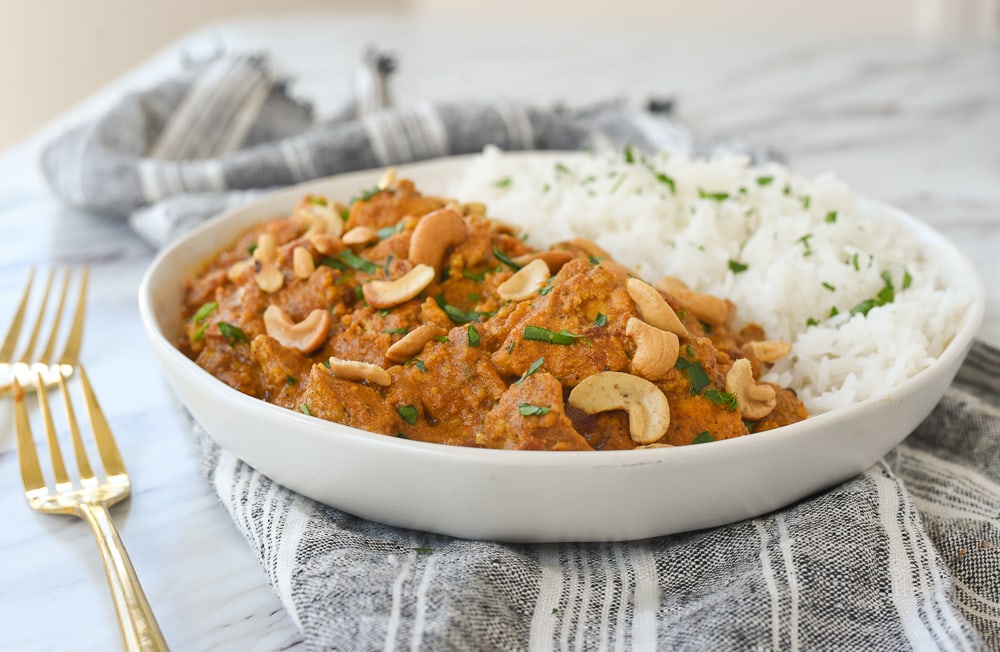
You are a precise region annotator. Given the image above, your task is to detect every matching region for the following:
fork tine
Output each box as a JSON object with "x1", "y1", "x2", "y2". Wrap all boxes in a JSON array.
[
  {"x1": 17, "y1": 269, "x2": 56, "y2": 364},
  {"x1": 36, "y1": 370, "x2": 71, "y2": 489},
  {"x1": 38, "y1": 269, "x2": 73, "y2": 365},
  {"x1": 57, "y1": 369, "x2": 96, "y2": 483},
  {"x1": 11, "y1": 378, "x2": 47, "y2": 495},
  {"x1": 0, "y1": 267, "x2": 35, "y2": 362},
  {"x1": 58, "y1": 267, "x2": 89, "y2": 367},
  {"x1": 78, "y1": 365, "x2": 127, "y2": 477}
]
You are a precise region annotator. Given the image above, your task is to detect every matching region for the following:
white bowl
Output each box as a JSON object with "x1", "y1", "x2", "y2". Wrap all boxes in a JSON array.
[{"x1": 138, "y1": 153, "x2": 984, "y2": 542}]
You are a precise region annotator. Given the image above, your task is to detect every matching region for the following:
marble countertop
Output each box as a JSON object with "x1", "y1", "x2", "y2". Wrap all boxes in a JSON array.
[{"x1": 1, "y1": 11, "x2": 997, "y2": 650}]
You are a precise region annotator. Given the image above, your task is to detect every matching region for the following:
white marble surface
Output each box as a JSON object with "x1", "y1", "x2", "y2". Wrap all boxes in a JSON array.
[{"x1": 0, "y1": 11, "x2": 997, "y2": 650}]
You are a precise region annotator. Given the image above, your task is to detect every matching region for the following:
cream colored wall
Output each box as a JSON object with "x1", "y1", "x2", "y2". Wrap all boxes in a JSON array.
[
  {"x1": 1, "y1": 0, "x2": 996, "y2": 149},
  {"x1": 0, "y1": 0, "x2": 404, "y2": 149}
]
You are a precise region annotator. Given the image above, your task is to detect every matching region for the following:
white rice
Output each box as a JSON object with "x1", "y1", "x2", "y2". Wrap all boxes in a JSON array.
[{"x1": 448, "y1": 146, "x2": 972, "y2": 414}]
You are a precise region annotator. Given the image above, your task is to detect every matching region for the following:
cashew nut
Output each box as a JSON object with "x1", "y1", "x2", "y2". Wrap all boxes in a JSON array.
[
  {"x1": 568, "y1": 371, "x2": 670, "y2": 445},
  {"x1": 626, "y1": 278, "x2": 688, "y2": 337},
  {"x1": 408, "y1": 208, "x2": 468, "y2": 270},
  {"x1": 497, "y1": 258, "x2": 550, "y2": 301},
  {"x1": 742, "y1": 340, "x2": 792, "y2": 364},
  {"x1": 377, "y1": 167, "x2": 397, "y2": 190},
  {"x1": 342, "y1": 226, "x2": 379, "y2": 246},
  {"x1": 263, "y1": 305, "x2": 330, "y2": 353},
  {"x1": 253, "y1": 233, "x2": 278, "y2": 262},
  {"x1": 363, "y1": 264, "x2": 435, "y2": 309},
  {"x1": 293, "y1": 198, "x2": 343, "y2": 238},
  {"x1": 327, "y1": 356, "x2": 391, "y2": 387},
  {"x1": 228, "y1": 258, "x2": 254, "y2": 282},
  {"x1": 656, "y1": 276, "x2": 730, "y2": 325},
  {"x1": 385, "y1": 323, "x2": 448, "y2": 363},
  {"x1": 513, "y1": 250, "x2": 574, "y2": 272},
  {"x1": 462, "y1": 201, "x2": 487, "y2": 216},
  {"x1": 292, "y1": 246, "x2": 315, "y2": 279},
  {"x1": 310, "y1": 233, "x2": 345, "y2": 256},
  {"x1": 725, "y1": 358, "x2": 777, "y2": 420},
  {"x1": 252, "y1": 233, "x2": 284, "y2": 293},
  {"x1": 626, "y1": 317, "x2": 679, "y2": 380}
]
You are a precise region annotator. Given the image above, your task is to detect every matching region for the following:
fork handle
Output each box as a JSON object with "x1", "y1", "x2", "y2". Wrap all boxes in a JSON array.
[{"x1": 77, "y1": 502, "x2": 169, "y2": 651}]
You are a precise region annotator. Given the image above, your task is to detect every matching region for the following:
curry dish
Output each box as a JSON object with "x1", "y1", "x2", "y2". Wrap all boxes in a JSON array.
[{"x1": 179, "y1": 171, "x2": 808, "y2": 450}]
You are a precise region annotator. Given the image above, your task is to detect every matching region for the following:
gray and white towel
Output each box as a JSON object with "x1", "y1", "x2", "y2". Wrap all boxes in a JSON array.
[{"x1": 42, "y1": 52, "x2": 1000, "y2": 651}]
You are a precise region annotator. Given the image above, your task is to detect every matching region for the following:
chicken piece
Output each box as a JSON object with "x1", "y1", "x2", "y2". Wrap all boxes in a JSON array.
[
  {"x1": 385, "y1": 332, "x2": 508, "y2": 448},
  {"x1": 345, "y1": 179, "x2": 446, "y2": 231},
  {"x1": 491, "y1": 258, "x2": 635, "y2": 386},
  {"x1": 564, "y1": 405, "x2": 636, "y2": 450},
  {"x1": 250, "y1": 334, "x2": 312, "y2": 408},
  {"x1": 296, "y1": 363, "x2": 398, "y2": 434},
  {"x1": 194, "y1": 336, "x2": 263, "y2": 399},
  {"x1": 325, "y1": 302, "x2": 424, "y2": 366},
  {"x1": 480, "y1": 372, "x2": 591, "y2": 450},
  {"x1": 750, "y1": 385, "x2": 809, "y2": 432}
]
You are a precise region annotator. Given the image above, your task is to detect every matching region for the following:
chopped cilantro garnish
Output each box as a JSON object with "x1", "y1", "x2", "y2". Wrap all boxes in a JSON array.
[
  {"x1": 554, "y1": 162, "x2": 570, "y2": 174},
  {"x1": 539, "y1": 282, "x2": 554, "y2": 296},
  {"x1": 801, "y1": 195, "x2": 812, "y2": 209},
  {"x1": 492, "y1": 245, "x2": 522, "y2": 271},
  {"x1": 397, "y1": 405, "x2": 418, "y2": 425},
  {"x1": 379, "y1": 309, "x2": 391, "y2": 317},
  {"x1": 902, "y1": 269, "x2": 912, "y2": 289},
  {"x1": 704, "y1": 389, "x2": 738, "y2": 412},
  {"x1": 354, "y1": 285, "x2": 364, "y2": 302},
  {"x1": 467, "y1": 325, "x2": 481, "y2": 347},
  {"x1": 798, "y1": 233, "x2": 814, "y2": 256},
  {"x1": 728, "y1": 260, "x2": 749, "y2": 274},
  {"x1": 335, "y1": 250, "x2": 379, "y2": 274},
  {"x1": 382, "y1": 327, "x2": 408, "y2": 335},
  {"x1": 524, "y1": 325, "x2": 586, "y2": 345},
  {"x1": 593, "y1": 312, "x2": 607, "y2": 327},
  {"x1": 806, "y1": 317, "x2": 820, "y2": 326},
  {"x1": 495, "y1": 176, "x2": 512, "y2": 188},
  {"x1": 406, "y1": 358, "x2": 426, "y2": 372},
  {"x1": 822, "y1": 282, "x2": 836, "y2": 292},
  {"x1": 692, "y1": 431, "x2": 715, "y2": 444},
  {"x1": 514, "y1": 356, "x2": 545, "y2": 386},
  {"x1": 825, "y1": 211, "x2": 838, "y2": 223},
  {"x1": 756, "y1": 176, "x2": 774, "y2": 186},
  {"x1": 587, "y1": 255, "x2": 603, "y2": 265},
  {"x1": 698, "y1": 189, "x2": 730, "y2": 201},
  {"x1": 624, "y1": 145, "x2": 635, "y2": 163},
  {"x1": 675, "y1": 357, "x2": 711, "y2": 394},
  {"x1": 651, "y1": 170, "x2": 676, "y2": 193},
  {"x1": 850, "y1": 253, "x2": 860, "y2": 271},
  {"x1": 700, "y1": 321, "x2": 712, "y2": 335},
  {"x1": 285, "y1": 375, "x2": 297, "y2": 386},
  {"x1": 217, "y1": 322, "x2": 248, "y2": 347},
  {"x1": 247, "y1": 243, "x2": 258, "y2": 256},
  {"x1": 377, "y1": 223, "x2": 404, "y2": 240},
  {"x1": 300, "y1": 403, "x2": 313, "y2": 416},
  {"x1": 432, "y1": 335, "x2": 450, "y2": 343},
  {"x1": 467, "y1": 292, "x2": 482, "y2": 301},
  {"x1": 518, "y1": 403, "x2": 552, "y2": 417},
  {"x1": 462, "y1": 270, "x2": 486, "y2": 282},
  {"x1": 442, "y1": 302, "x2": 478, "y2": 324},
  {"x1": 193, "y1": 322, "x2": 209, "y2": 341},
  {"x1": 349, "y1": 186, "x2": 382, "y2": 205},
  {"x1": 193, "y1": 301, "x2": 218, "y2": 324}
]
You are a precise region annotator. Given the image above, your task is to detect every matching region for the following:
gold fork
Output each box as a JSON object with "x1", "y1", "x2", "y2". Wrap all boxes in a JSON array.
[
  {"x1": 13, "y1": 366, "x2": 169, "y2": 651},
  {"x1": 0, "y1": 267, "x2": 88, "y2": 396}
]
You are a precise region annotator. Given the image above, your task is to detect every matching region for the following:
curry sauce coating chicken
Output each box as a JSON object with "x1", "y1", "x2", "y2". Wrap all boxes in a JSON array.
[{"x1": 178, "y1": 176, "x2": 809, "y2": 451}]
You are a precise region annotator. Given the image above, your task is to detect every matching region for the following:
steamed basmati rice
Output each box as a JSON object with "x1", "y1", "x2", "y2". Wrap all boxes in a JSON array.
[{"x1": 449, "y1": 147, "x2": 972, "y2": 413}]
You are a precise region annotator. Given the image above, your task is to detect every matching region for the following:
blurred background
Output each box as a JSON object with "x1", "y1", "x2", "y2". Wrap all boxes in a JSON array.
[{"x1": 1, "y1": 0, "x2": 997, "y2": 149}]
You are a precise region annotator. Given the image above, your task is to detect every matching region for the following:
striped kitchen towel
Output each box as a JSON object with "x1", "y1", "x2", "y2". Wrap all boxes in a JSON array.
[
  {"x1": 42, "y1": 51, "x2": 999, "y2": 650},
  {"x1": 41, "y1": 51, "x2": 727, "y2": 248},
  {"x1": 197, "y1": 340, "x2": 999, "y2": 650}
]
